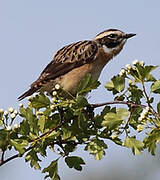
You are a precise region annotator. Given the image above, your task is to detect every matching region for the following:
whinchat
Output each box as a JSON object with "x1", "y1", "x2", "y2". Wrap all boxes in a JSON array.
[{"x1": 18, "y1": 29, "x2": 136, "y2": 100}]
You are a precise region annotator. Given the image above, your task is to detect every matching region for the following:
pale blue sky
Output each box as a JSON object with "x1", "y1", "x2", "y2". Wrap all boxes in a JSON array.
[{"x1": 0, "y1": 0, "x2": 160, "y2": 180}]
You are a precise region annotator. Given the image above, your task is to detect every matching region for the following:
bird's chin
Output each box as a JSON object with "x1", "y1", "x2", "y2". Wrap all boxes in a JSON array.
[{"x1": 122, "y1": 39, "x2": 127, "y2": 44}]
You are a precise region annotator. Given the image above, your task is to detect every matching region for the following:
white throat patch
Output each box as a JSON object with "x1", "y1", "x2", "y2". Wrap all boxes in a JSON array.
[
  {"x1": 102, "y1": 39, "x2": 126, "y2": 54},
  {"x1": 102, "y1": 45, "x2": 113, "y2": 54}
]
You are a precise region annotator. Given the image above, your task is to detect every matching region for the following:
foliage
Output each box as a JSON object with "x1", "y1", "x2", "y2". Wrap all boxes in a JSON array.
[{"x1": 0, "y1": 61, "x2": 160, "y2": 179}]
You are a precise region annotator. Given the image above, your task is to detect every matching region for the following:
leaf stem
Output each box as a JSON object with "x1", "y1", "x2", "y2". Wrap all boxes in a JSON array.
[{"x1": 1, "y1": 99, "x2": 160, "y2": 167}]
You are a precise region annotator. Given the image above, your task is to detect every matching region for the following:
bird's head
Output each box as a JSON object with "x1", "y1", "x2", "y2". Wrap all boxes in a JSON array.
[{"x1": 94, "y1": 29, "x2": 136, "y2": 56}]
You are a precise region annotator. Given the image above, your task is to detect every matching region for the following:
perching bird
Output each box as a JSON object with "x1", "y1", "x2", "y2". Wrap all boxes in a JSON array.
[{"x1": 18, "y1": 29, "x2": 136, "y2": 100}]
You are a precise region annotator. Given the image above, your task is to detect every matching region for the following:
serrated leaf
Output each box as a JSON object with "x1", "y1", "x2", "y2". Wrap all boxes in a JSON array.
[
  {"x1": 65, "y1": 156, "x2": 85, "y2": 171},
  {"x1": 30, "y1": 93, "x2": 50, "y2": 110},
  {"x1": 20, "y1": 120, "x2": 30, "y2": 135},
  {"x1": 10, "y1": 139, "x2": 28, "y2": 154},
  {"x1": 105, "y1": 81, "x2": 114, "y2": 90},
  {"x1": 21, "y1": 107, "x2": 38, "y2": 134},
  {"x1": 143, "y1": 129, "x2": 160, "y2": 155},
  {"x1": 124, "y1": 136, "x2": 144, "y2": 155},
  {"x1": 135, "y1": 65, "x2": 157, "y2": 82},
  {"x1": 94, "y1": 106, "x2": 111, "y2": 126},
  {"x1": 144, "y1": 65, "x2": 158, "y2": 80},
  {"x1": 25, "y1": 149, "x2": 41, "y2": 170},
  {"x1": 102, "y1": 112, "x2": 122, "y2": 130},
  {"x1": 76, "y1": 96, "x2": 88, "y2": 108},
  {"x1": 42, "y1": 159, "x2": 60, "y2": 180},
  {"x1": 151, "y1": 80, "x2": 160, "y2": 94},
  {"x1": 128, "y1": 85, "x2": 143, "y2": 103},
  {"x1": 129, "y1": 107, "x2": 143, "y2": 130},
  {"x1": 77, "y1": 74, "x2": 100, "y2": 95},
  {"x1": 145, "y1": 74, "x2": 156, "y2": 82},
  {"x1": 38, "y1": 115, "x2": 46, "y2": 133},
  {"x1": 62, "y1": 128, "x2": 72, "y2": 140},
  {"x1": 101, "y1": 108, "x2": 129, "y2": 130},
  {"x1": 112, "y1": 75, "x2": 125, "y2": 92},
  {"x1": 116, "y1": 108, "x2": 129, "y2": 118},
  {"x1": 85, "y1": 139, "x2": 107, "y2": 160}
]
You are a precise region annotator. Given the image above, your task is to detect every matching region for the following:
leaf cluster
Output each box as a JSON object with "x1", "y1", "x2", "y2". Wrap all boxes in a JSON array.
[{"x1": 0, "y1": 63, "x2": 160, "y2": 179}]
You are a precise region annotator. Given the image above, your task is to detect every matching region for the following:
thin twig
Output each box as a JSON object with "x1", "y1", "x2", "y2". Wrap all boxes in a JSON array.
[
  {"x1": 141, "y1": 82, "x2": 160, "y2": 120},
  {"x1": 0, "y1": 146, "x2": 33, "y2": 166},
  {"x1": 1, "y1": 100, "x2": 160, "y2": 166},
  {"x1": 142, "y1": 82, "x2": 150, "y2": 106},
  {"x1": 0, "y1": 120, "x2": 68, "y2": 166},
  {"x1": 91, "y1": 100, "x2": 160, "y2": 120},
  {"x1": 91, "y1": 100, "x2": 146, "y2": 108},
  {"x1": 0, "y1": 150, "x2": 5, "y2": 164}
]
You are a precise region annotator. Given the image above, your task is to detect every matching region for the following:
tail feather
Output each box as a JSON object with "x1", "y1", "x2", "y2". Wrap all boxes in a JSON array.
[{"x1": 18, "y1": 87, "x2": 38, "y2": 101}]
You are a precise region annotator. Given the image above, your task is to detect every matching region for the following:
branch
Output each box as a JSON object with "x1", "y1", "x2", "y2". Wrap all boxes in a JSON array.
[
  {"x1": 91, "y1": 100, "x2": 160, "y2": 120},
  {"x1": 91, "y1": 100, "x2": 145, "y2": 108},
  {"x1": 0, "y1": 113, "x2": 70, "y2": 167},
  {"x1": 1, "y1": 100, "x2": 160, "y2": 167},
  {"x1": 0, "y1": 146, "x2": 33, "y2": 166}
]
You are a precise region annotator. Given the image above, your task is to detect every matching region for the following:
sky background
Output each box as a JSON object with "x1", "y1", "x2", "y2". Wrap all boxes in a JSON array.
[{"x1": 0, "y1": 0, "x2": 160, "y2": 180}]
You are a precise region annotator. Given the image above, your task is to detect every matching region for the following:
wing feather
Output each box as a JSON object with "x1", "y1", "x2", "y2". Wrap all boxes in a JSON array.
[
  {"x1": 18, "y1": 40, "x2": 98, "y2": 100},
  {"x1": 32, "y1": 40, "x2": 98, "y2": 86}
]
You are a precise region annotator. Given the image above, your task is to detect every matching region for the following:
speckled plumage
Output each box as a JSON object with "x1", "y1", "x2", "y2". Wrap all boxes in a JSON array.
[{"x1": 18, "y1": 29, "x2": 136, "y2": 100}]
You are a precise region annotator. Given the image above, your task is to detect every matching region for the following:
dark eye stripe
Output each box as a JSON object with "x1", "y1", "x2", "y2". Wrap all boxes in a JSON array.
[
  {"x1": 108, "y1": 34, "x2": 117, "y2": 38},
  {"x1": 106, "y1": 41, "x2": 121, "y2": 48}
]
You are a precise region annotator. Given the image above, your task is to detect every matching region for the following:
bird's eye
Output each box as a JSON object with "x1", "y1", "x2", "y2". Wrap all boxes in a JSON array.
[{"x1": 108, "y1": 34, "x2": 116, "y2": 38}]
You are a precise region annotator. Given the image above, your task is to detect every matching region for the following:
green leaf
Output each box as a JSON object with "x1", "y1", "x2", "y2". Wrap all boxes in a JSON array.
[
  {"x1": 134, "y1": 65, "x2": 157, "y2": 82},
  {"x1": 42, "y1": 159, "x2": 60, "y2": 180},
  {"x1": 65, "y1": 156, "x2": 85, "y2": 171},
  {"x1": 128, "y1": 85, "x2": 143, "y2": 103},
  {"x1": 124, "y1": 136, "x2": 144, "y2": 155},
  {"x1": 129, "y1": 107, "x2": 142, "y2": 129},
  {"x1": 102, "y1": 108, "x2": 129, "y2": 130},
  {"x1": 38, "y1": 115, "x2": 46, "y2": 133},
  {"x1": 94, "y1": 106, "x2": 111, "y2": 127},
  {"x1": 116, "y1": 108, "x2": 129, "y2": 118},
  {"x1": 102, "y1": 112, "x2": 122, "y2": 130},
  {"x1": 143, "y1": 129, "x2": 160, "y2": 155},
  {"x1": 112, "y1": 75, "x2": 125, "y2": 92},
  {"x1": 78, "y1": 111, "x2": 87, "y2": 129},
  {"x1": 62, "y1": 128, "x2": 72, "y2": 140},
  {"x1": 85, "y1": 139, "x2": 107, "y2": 160},
  {"x1": 77, "y1": 74, "x2": 100, "y2": 95},
  {"x1": 144, "y1": 65, "x2": 158, "y2": 81},
  {"x1": 19, "y1": 106, "x2": 27, "y2": 118},
  {"x1": 10, "y1": 139, "x2": 28, "y2": 154},
  {"x1": 21, "y1": 107, "x2": 38, "y2": 134},
  {"x1": 20, "y1": 120, "x2": 30, "y2": 135},
  {"x1": 30, "y1": 93, "x2": 50, "y2": 110},
  {"x1": 76, "y1": 96, "x2": 88, "y2": 108},
  {"x1": 25, "y1": 149, "x2": 41, "y2": 170},
  {"x1": 105, "y1": 81, "x2": 114, "y2": 90},
  {"x1": 145, "y1": 74, "x2": 156, "y2": 82},
  {"x1": 157, "y1": 102, "x2": 160, "y2": 115},
  {"x1": 0, "y1": 129, "x2": 8, "y2": 150},
  {"x1": 151, "y1": 80, "x2": 160, "y2": 94}
]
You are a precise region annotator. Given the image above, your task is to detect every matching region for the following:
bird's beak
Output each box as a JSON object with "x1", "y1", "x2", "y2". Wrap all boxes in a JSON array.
[{"x1": 124, "y1": 33, "x2": 136, "y2": 39}]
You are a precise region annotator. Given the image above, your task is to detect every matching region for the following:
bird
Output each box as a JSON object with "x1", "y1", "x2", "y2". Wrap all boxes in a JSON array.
[{"x1": 18, "y1": 29, "x2": 136, "y2": 100}]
